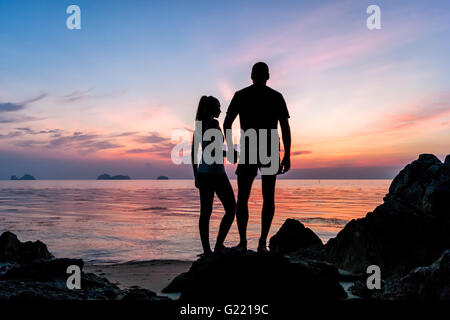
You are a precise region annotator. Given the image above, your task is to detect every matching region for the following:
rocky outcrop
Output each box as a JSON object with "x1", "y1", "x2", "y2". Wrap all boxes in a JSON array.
[
  {"x1": 386, "y1": 250, "x2": 450, "y2": 300},
  {"x1": 163, "y1": 249, "x2": 346, "y2": 302},
  {"x1": 0, "y1": 259, "x2": 163, "y2": 300},
  {"x1": 0, "y1": 231, "x2": 53, "y2": 264},
  {"x1": 269, "y1": 219, "x2": 322, "y2": 254},
  {"x1": 157, "y1": 176, "x2": 169, "y2": 180},
  {"x1": 349, "y1": 280, "x2": 379, "y2": 299},
  {"x1": 325, "y1": 154, "x2": 450, "y2": 276},
  {"x1": 0, "y1": 232, "x2": 165, "y2": 301}
]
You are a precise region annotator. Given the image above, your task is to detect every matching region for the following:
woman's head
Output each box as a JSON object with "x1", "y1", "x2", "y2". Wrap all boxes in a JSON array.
[{"x1": 195, "y1": 96, "x2": 221, "y2": 121}]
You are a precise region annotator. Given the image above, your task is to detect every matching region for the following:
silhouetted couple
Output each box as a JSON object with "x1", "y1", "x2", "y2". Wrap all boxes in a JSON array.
[{"x1": 191, "y1": 62, "x2": 291, "y2": 257}]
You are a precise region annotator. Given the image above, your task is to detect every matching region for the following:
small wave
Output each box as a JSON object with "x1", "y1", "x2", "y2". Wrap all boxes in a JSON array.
[
  {"x1": 74, "y1": 198, "x2": 91, "y2": 201},
  {"x1": 11, "y1": 191, "x2": 35, "y2": 195},
  {"x1": 139, "y1": 206, "x2": 167, "y2": 211},
  {"x1": 300, "y1": 217, "x2": 348, "y2": 226}
]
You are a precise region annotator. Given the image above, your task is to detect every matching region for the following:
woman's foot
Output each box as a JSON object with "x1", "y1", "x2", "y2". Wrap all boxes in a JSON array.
[{"x1": 197, "y1": 249, "x2": 213, "y2": 258}]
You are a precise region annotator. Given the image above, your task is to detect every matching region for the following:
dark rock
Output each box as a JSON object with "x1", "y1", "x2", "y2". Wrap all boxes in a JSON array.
[
  {"x1": 0, "y1": 258, "x2": 125, "y2": 300},
  {"x1": 287, "y1": 243, "x2": 329, "y2": 262},
  {"x1": 443, "y1": 155, "x2": 450, "y2": 182},
  {"x1": 97, "y1": 174, "x2": 131, "y2": 180},
  {"x1": 122, "y1": 288, "x2": 157, "y2": 301},
  {"x1": 20, "y1": 174, "x2": 36, "y2": 180},
  {"x1": 337, "y1": 270, "x2": 366, "y2": 282},
  {"x1": 111, "y1": 175, "x2": 130, "y2": 180},
  {"x1": 0, "y1": 231, "x2": 53, "y2": 264},
  {"x1": 287, "y1": 255, "x2": 342, "y2": 286},
  {"x1": 0, "y1": 232, "x2": 166, "y2": 301},
  {"x1": 157, "y1": 176, "x2": 169, "y2": 180},
  {"x1": 164, "y1": 249, "x2": 346, "y2": 302},
  {"x1": 162, "y1": 272, "x2": 190, "y2": 293},
  {"x1": 0, "y1": 258, "x2": 83, "y2": 282},
  {"x1": 387, "y1": 250, "x2": 450, "y2": 300},
  {"x1": 0, "y1": 275, "x2": 123, "y2": 300},
  {"x1": 349, "y1": 280, "x2": 377, "y2": 299},
  {"x1": 269, "y1": 219, "x2": 322, "y2": 254},
  {"x1": 0, "y1": 263, "x2": 17, "y2": 277},
  {"x1": 97, "y1": 173, "x2": 111, "y2": 180},
  {"x1": 325, "y1": 154, "x2": 450, "y2": 276}
]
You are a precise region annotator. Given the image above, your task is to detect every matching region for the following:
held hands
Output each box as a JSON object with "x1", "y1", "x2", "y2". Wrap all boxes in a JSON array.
[{"x1": 224, "y1": 149, "x2": 239, "y2": 164}]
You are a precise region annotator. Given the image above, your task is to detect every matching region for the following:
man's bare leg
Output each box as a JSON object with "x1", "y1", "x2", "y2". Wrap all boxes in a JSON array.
[
  {"x1": 235, "y1": 173, "x2": 255, "y2": 251},
  {"x1": 258, "y1": 174, "x2": 276, "y2": 252}
]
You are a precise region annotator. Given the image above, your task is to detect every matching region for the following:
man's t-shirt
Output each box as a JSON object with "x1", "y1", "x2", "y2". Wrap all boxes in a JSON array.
[
  {"x1": 227, "y1": 84, "x2": 290, "y2": 131},
  {"x1": 226, "y1": 84, "x2": 290, "y2": 166}
]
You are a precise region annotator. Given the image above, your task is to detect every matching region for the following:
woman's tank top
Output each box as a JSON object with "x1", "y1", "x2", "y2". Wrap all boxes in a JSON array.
[{"x1": 197, "y1": 119, "x2": 226, "y2": 175}]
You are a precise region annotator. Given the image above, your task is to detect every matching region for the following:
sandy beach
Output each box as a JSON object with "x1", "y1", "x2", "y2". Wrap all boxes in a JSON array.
[{"x1": 85, "y1": 260, "x2": 192, "y2": 296}]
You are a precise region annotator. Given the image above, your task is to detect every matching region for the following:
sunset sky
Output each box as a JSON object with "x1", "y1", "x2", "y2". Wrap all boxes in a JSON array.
[{"x1": 0, "y1": 0, "x2": 449, "y2": 179}]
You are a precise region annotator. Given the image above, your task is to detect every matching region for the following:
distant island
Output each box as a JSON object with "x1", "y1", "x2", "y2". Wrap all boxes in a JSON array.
[
  {"x1": 157, "y1": 176, "x2": 169, "y2": 180},
  {"x1": 97, "y1": 174, "x2": 131, "y2": 180},
  {"x1": 10, "y1": 174, "x2": 36, "y2": 180}
]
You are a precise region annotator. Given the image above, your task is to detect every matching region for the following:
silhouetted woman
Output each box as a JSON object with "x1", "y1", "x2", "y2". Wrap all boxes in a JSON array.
[{"x1": 191, "y1": 96, "x2": 236, "y2": 257}]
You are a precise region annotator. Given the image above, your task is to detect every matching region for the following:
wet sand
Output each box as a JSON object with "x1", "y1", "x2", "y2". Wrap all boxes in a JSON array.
[{"x1": 85, "y1": 260, "x2": 192, "y2": 296}]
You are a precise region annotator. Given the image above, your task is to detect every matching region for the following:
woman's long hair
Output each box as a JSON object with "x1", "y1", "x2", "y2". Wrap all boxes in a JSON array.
[{"x1": 195, "y1": 96, "x2": 219, "y2": 121}]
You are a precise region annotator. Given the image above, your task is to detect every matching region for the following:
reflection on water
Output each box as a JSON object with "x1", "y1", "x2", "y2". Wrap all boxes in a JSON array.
[{"x1": 0, "y1": 179, "x2": 390, "y2": 263}]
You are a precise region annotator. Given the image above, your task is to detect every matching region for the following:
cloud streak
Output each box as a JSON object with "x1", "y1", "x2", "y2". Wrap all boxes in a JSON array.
[
  {"x1": 63, "y1": 88, "x2": 94, "y2": 103},
  {"x1": 3, "y1": 126, "x2": 176, "y2": 158},
  {"x1": 356, "y1": 91, "x2": 450, "y2": 137},
  {"x1": 0, "y1": 102, "x2": 25, "y2": 113},
  {"x1": 135, "y1": 132, "x2": 171, "y2": 144},
  {"x1": 0, "y1": 94, "x2": 47, "y2": 123}
]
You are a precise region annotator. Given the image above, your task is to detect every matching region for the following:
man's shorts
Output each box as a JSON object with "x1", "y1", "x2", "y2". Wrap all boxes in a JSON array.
[{"x1": 236, "y1": 162, "x2": 280, "y2": 178}]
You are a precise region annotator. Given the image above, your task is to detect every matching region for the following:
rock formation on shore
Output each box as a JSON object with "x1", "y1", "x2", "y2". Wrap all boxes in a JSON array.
[
  {"x1": 265, "y1": 154, "x2": 449, "y2": 300},
  {"x1": 325, "y1": 154, "x2": 450, "y2": 276},
  {"x1": 388, "y1": 250, "x2": 450, "y2": 300},
  {"x1": 157, "y1": 176, "x2": 169, "y2": 180},
  {"x1": 163, "y1": 248, "x2": 346, "y2": 302},
  {"x1": 0, "y1": 232, "x2": 53, "y2": 264},
  {"x1": 269, "y1": 218, "x2": 322, "y2": 254},
  {"x1": 0, "y1": 232, "x2": 165, "y2": 300}
]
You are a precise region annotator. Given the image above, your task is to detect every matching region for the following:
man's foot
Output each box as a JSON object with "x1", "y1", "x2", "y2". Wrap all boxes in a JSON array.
[
  {"x1": 232, "y1": 241, "x2": 247, "y2": 253},
  {"x1": 257, "y1": 238, "x2": 268, "y2": 253},
  {"x1": 214, "y1": 243, "x2": 227, "y2": 253},
  {"x1": 257, "y1": 246, "x2": 268, "y2": 253}
]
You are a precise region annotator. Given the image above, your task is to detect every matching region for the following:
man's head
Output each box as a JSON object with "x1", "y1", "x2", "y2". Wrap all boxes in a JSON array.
[{"x1": 251, "y1": 62, "x2": 269, "y2": 85}]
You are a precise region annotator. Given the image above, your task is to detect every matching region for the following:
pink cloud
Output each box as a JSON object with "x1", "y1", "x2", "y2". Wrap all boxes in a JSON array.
[
  {"x1": 361, "y1": 90, "x2": 450, "y2": 135},
  {"x1": 217, "y1": 79, "x2": 235, "y2": 102},
  {"x1": 219, "y1": 3, "x2": 428, "y2": 88}
]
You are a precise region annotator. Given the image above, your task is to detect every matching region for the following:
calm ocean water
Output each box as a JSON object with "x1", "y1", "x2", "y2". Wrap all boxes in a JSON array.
[{"x1": 0, "y1": 179, "x2": 390, "y2": 264}]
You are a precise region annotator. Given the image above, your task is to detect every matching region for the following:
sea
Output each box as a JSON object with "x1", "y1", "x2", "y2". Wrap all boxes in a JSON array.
[{"x1": 0, "y1": 179, "x2": 390, "y2": 264}]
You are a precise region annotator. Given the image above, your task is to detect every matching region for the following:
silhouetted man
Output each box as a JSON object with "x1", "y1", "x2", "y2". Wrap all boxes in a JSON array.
[{"x1": 224, "y1": 62, "x2": 291, "y2": 252}]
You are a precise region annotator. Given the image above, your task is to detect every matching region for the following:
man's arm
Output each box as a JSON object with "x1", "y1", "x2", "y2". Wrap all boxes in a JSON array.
[
  {"x1": 223, "y1": 113, "x2": 238, "y2": 163},
  {"x1": 279, "y1": 118, "x2": 291, "y2": 173},
  {"x1": 223, "y1": 93, "x2": 239, "y2": 163}
]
